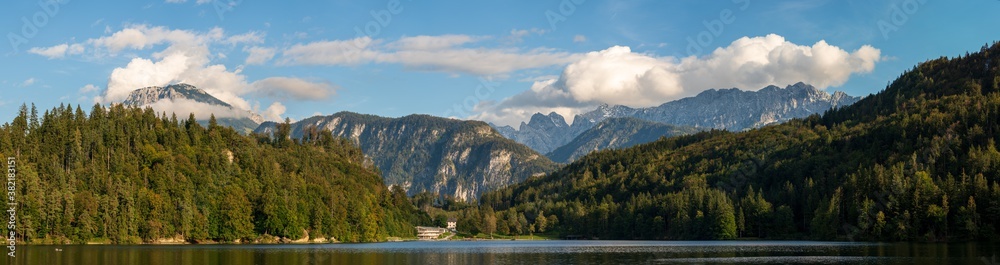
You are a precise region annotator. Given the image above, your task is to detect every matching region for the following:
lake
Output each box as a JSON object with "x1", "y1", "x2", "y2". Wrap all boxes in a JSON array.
[{"x1": 7, "y1": 240, "x2": 1000, "y2": 265}]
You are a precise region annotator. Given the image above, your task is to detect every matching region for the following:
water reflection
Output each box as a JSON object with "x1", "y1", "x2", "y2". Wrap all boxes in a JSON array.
[{"x1": 7, "y1": 241, "x2": 1000, "y2": 265}]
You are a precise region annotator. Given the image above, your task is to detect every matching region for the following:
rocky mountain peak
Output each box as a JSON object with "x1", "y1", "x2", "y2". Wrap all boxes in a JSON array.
[
  {"x1": 522, "y1": 112, "x2": 569, "y2": 131},
  {"x1": 121, "y1": 83, "x2": 264, "y2": 132},
  {"x1": 123, "y1": 83, "x2": 231, "y2": 108}
]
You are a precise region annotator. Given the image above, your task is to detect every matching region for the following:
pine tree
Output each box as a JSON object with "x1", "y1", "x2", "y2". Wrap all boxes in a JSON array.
[{"x1": 219, "y1": 186, "x2": 254, "y2": 242}]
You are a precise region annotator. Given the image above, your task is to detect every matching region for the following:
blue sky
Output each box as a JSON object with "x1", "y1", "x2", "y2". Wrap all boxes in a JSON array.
[{"x1": 1, "y1": 0, "x2": 998, "y2": 126}]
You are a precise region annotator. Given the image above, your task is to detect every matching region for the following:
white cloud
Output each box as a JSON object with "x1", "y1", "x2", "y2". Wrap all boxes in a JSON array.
[
  {"x1": 244, "y1": 46, "x2": 276, "y2": 65},
  {"x1": 389, "y1": 35, "x2": 479, "y2": 50},
  {"x1": 146, "y1": 98, "x2": 250, "y2": 120},
  {"x1": 573, "y1": 35, "x2": 587, "y2": 43},
  {"x1": 225, "y1": 31, "x2": 265, "y2": 45},
  {"x1": 103, "y1": 48, "x2": 261, "y2": 115},
  {"x1": 518, "y1": 75, "x2": 560, "y2": 83},
  {"x1": 30, "y1": 24, "x2": 337, "y2": 122},
  {"x1": 475, "y1": 34, "x2": 882, "y2": 126},
  {"x1": 261, "y1": 102, "x2": 287, "y2": 121},
  {"x1": 506, "y1": 28, "x2": 546, "y2": 43},
  {"x1": 21, "y1": 78, "x2": 36, "y2": 87},
  {"x1": 79, "y1": 84, "x2": 99, "y2": 93},
  {"x1": 250, "y1": 77, "x2": 337, "y2": 100},
  {"x1": 88, "y1": 25, "x2": 223, "y2": 53},
  {"x1": 280, "y1": 35, "x2": 580, "y2": 75},
  {"x1": 677, "y1": 34, "x2": 880, "y2": 91},
  {"x1": 385, "y1": 47, "x2": 579, "y2": 75},
  {"x1": 281, "y1": 37, "x2": 379, "y2": 66},
  {"x1": 27, "y1": 43, "x2": 84, "y2": 59}
]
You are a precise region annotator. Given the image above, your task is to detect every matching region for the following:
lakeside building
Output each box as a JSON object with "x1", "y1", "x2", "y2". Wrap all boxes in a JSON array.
[{"x1": 416, "y1": 226, "x2": 448, "y2": 240}]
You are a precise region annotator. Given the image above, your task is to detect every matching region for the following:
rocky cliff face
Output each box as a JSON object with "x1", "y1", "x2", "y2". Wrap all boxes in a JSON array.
[
  {"x1": 122, "y1": 83, "x2": 263, "y2": 133},
  {"x1": 494, "y1": 82, "x2": 861, "y2": 155},
  {"x1": 255, "y1": 112, "x2": 557, "y2": 201}
]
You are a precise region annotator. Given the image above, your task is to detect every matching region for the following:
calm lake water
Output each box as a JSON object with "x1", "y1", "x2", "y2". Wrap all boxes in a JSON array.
[{"x1": 6, "y1": 240, "x2": 1000, "y2": 265}]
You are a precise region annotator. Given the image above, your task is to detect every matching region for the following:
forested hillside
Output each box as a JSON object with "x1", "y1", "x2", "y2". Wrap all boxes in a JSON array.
[
  {"x1": 0, "y1": 104, "x2": 426, "y2": 244},
  {"x1": 546, "y1": 117, "x2": 700, "y2": 163},
  {"x1": 478, "y1": 42, "x2": 1000, "y2": 241}
]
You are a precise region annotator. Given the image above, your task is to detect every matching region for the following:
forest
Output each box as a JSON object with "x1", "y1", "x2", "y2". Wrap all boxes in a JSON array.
[
  {"x1": 469, "y1": 42, "x2": 1000, "y2": 241},
  {"x1": 0, "y1": 104, "x2": 427, "y2": 244}
]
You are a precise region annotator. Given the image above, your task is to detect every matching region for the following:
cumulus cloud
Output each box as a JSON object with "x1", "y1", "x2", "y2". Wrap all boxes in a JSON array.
[
  {"x1": 280, "y1": 35, "x2": 579, "y2": 75},
  {"x1": 102, "y1": 50, "x2": 255, "y2": 113},
  {"x1": 28, "y1": 43, "x2": 84, "y2": 59},
  {"x1": 89, "y1": 25, "x2": 224, "y2": 53},
  {"x1": 250, "y1": 77, "x2": 337, "y2": 100},
  {"x1": 29, "y1": 24, "x2": 335, "y2": 122},
  {"x1": 678, "y1": 34, "x2": 880, "y2": 91},
  {"x1": 261, "y1": 102, "x2": 287, "y2": 121},
  {"x1": 474, "y1": 34, "x2": 882, "y2": 126},
  {"x1": 554, "y1": 46, "x2": 683, "y2": 107}
]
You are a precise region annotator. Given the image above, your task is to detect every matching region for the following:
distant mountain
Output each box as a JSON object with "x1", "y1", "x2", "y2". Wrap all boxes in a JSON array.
[
  {"x1": 546, "y1": 117, "x2": 700, "y2": 163},
  {"x1": 254, "y1": 112, "x2": 558, "y2": 201},
  {"x1": 493, "y1": 82, "x2": 861, "y2": 154},
  {"x1": 122, "y1": 83, "x2": 263, "y2": 133},
  {"x1": 596, "y1": 82, "x2": 861, "y2": 130},
  {"x1": 491, "y1": 112, "x2": 591, "y2": 155}
]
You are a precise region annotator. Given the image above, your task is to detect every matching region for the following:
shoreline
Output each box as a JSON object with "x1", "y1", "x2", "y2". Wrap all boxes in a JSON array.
[{"x1": 11, "y1": 239, "x2": 980, "y2": 247}]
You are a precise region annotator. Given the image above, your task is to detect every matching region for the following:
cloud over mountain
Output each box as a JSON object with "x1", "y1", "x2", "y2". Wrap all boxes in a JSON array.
[
  {"x1": 473, "y1": 34, "x2": 881, "y2": 126},
  {"x1": 29, "y1": 24, "x2": 335, "y2": 122}
]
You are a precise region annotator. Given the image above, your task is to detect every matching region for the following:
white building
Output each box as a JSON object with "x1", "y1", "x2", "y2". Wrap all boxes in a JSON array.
[
  {"x1": 447, "y1": 217, "x2": 457, "y2": 230},
  {"x1": 416, "y1": 226, "x2": 448, "y2": 240}
]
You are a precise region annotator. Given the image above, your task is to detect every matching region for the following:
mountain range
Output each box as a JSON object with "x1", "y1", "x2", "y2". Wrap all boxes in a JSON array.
[
  {"x1": 493, "y1": 82, "x2": 861, "y2": 155},
  {"x1": 118, "y1": 82, "x2": 862, "y2": 200}
]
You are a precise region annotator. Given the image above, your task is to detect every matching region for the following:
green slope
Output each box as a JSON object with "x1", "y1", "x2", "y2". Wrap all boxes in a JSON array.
[
  {"x1": 0, "y1": 104, "x2": 427, "y2": 244},
  {"x1": 546, "y1": 117, "x2": 700, "y2": 163}
]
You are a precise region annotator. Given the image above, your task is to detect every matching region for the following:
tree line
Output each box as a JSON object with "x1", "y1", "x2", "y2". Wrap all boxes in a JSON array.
[{"x1": 0, "y1": 104, "x2": 427, "y2": 244}]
